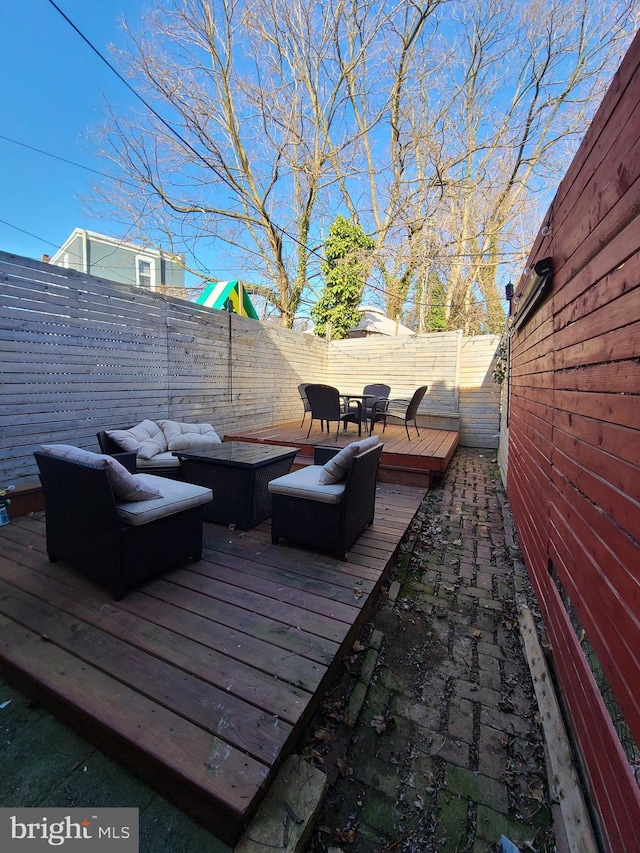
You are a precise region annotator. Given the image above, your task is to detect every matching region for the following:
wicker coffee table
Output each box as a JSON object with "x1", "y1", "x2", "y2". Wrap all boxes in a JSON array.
[{"x1": 174, "y1": 442, "x2": 298, "y2": 528}]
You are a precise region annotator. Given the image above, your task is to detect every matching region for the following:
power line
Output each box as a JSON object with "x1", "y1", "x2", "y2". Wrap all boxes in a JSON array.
[
  {"x1": 0, "y1": 134, "x2": 140, "y2": 190},
  {"x1": 45, "y1": 0, "x2": 326, "y2": 263},
  {"x1": 0, "y1": 218, "x2": 60, "y2": 249},
  {"x1": 36, "y1": 2, "x2": 515, "y2": 319}
]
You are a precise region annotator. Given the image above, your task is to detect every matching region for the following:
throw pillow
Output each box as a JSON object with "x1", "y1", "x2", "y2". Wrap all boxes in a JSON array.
[
  {"x1": 317, "y1": 434, "x2": 381, "y2": 485},
  {"x1": 356, "y1": 435, "x2": 381, "y2": 453},
  {"x1": 40, "y1": 444, "x2": 163, "y2": 501},
  {"x1": 106, "y1": 419, "x2": 168, "y2": 460},
  {"x1": 159, "y1": 419, "x2": 222, "y2": 451},
  {"x1": 318, "y1": 441, "x2": 360, "y2": 485}
]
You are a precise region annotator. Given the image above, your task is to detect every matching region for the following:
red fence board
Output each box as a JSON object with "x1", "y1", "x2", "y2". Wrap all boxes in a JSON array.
[{"x1": 506, "y1": 30, "x2": 640, "y2": 853}]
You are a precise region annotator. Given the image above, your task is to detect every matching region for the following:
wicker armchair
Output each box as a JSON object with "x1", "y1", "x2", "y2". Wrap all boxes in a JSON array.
[
  {"x1": 360, "y1": 383, "x2": 391, "y2": 428},
  {"x1": 305, "y1": 384, "x2": 361, "y2": 439},
  {"x1": 298, "y1": 383, "x2": 313, "y2": 429},
  {"x1": 268, "y1": 442, "x2": 383, "y2": 559},
  {"x1": 370, "y1": 385, "x2": 428, "y2": 440},
  {"x1": 34, "y1": 451, "x2": 211, "y2": 600}
]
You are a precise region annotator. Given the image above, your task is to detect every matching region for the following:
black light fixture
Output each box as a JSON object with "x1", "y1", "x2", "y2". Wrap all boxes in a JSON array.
[
  {"x1": 505, "y1": 281, "x2": 514, "y2": 301},
  {"x1": 511, "y1": 257, "x2": 553, "y2": 332}
]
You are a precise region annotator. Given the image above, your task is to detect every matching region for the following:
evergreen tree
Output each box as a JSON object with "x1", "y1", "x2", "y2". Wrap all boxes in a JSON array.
[{"x1": 311, "y1": 217, "x2": 375, "y2": 340}]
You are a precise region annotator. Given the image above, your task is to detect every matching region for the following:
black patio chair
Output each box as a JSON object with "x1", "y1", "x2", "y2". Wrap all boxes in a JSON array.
[
  {"x1": 34, "y1": 451, "x2": 209, "y2": 600},
  {"x1": 305, "y1": 383, "x2": 361, "y2": 439},
  {"x1": 269, "y1": 442, "x2": 383, "y2": 559},
  {"x1": 370, "y1": 385, "x2": 428, "y2": 440},
  {"x1": 360, "y1": 383, "x2": 391, "y2": 430},
  {"x1": 298, "y1": 383, "x2": 313, "y2": 429}
]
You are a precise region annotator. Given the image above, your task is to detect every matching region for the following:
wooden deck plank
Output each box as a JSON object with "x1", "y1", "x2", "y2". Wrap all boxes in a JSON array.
[
  {"x1": 166, "y1": 568, "x2": 358, "y2": 642},
  {"x1": 0, "y1": 577, "x2": 292, "y2": 765},
  {"x1": 0, "y1": 481, "x2": 425, "y2": 845},
  {"x1": 0, "y1": 610, "x2": 270, "y2": 845},
  {"x1": 0, "y1": 559, "x2": 312, "y2": 725},
  {"x1": 225, "y1": 420, "x2": 459, "y2": 485}
]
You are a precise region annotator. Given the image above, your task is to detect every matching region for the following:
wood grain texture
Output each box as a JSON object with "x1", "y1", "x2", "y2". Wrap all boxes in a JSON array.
[
  {"x1": 505, "y1": 31, "x2": 640, "y2": 853},
  {"x1": 0, "y1": 252, "x2": 497, "y2": 490},
  {"x1": 0, "y1": 481, "x2": 424, "y2": 845}
]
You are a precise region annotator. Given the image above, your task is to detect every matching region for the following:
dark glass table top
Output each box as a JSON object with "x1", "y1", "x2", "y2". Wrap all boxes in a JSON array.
[{"x1": 173, "y1": 441, "x2": 298, "y2": 468}]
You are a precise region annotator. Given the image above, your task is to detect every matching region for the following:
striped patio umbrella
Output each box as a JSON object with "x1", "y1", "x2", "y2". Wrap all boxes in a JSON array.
[{"x1": 192, "y1": 280, "x2": 259, "y2": 319}]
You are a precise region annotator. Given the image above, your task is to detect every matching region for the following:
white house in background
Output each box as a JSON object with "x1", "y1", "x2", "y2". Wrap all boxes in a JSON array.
[
  {"x1": 347, "y1": 305, "x2": 416, "y2": 337},
  {"x1": 49, "y1": 228, "x2": 185, "y2": 291}
]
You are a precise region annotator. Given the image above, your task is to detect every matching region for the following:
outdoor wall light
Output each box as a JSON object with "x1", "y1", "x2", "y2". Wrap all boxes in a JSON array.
[
  {"x1": 505, "y1": 281, "x2": 514, "y2": 300},
  {"x1": 541, "y1": 221, "x2": 552, "y2": 237},
  {"x1": 511, "y1": 256, "x2": 554, "y2": 332}
]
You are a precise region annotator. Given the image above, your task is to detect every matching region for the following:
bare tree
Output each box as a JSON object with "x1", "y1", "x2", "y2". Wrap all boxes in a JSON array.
[
  {"x1": 421, "y1": 0, "x2": 637, "y2": 333},
  {"x1": 94, "y1": 0, "x2": 636, "y2": 330},
  {"x1": 98, "y1": 0, "x2": 356, "y2": 325}
]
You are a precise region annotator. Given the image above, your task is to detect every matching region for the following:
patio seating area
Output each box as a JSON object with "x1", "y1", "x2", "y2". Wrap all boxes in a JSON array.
[
  {"x1": 226, "y1": 419, "x2": 459, "y2": 488},
  {"x1": 0, "y1": 474, "x2": 424, "y2": 846}
]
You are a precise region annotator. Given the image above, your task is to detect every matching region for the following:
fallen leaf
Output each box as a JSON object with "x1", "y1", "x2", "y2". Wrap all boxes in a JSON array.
[
  {"x1": 352, "y1": 639, "x2": 366, "y2": 653},
  {"x1": 312, "y1": 726, "x2": 333, "y2": 742},
  {"x1": 334, "y1": 827, "x2": 358, "y2": 843},
  {"x1": 371, "y1": 714, "x2": 396, "y2": 735},
  {"x1": 527, "y1": 784, "x2": 546, "y2": 802},
  {"x1": 353, "y1": 588, "x2": 364, "y2": 600}
]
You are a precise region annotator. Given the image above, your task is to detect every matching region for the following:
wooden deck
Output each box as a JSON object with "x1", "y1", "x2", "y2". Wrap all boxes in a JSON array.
[
  {"x1": 226, "y1": 419, "x2": 460, "y2": 488},
  {"x1": 0, "y1": 480, "x2": 425, "y2": 846}
]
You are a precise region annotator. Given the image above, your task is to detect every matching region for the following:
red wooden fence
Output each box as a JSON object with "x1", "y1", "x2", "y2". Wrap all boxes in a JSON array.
[{"x1": 507, "y1": 31, "x2": 640, "y2": 853}]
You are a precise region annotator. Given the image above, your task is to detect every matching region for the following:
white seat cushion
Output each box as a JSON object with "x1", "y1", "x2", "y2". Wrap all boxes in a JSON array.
[
  {"x1": 136, "y1": 451, "x2": 181, "y2": 469},
  {"x1": 268, "y1": 465, "x2": 345, "y2": 505},
  {"x1": 115, "y1": 475, "x2": 212, "y2": 526}
]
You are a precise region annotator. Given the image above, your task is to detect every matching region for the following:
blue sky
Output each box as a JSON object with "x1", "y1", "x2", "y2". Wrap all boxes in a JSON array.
[{"x1": 0, "y1": 0, "x2": 184, "y2": 271}]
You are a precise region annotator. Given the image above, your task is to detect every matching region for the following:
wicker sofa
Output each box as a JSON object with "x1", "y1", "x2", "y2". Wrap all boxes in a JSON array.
[
  {"x1": 268, "y1": 437, "x2": 383, "y2": 559},
  {"x1": 34, "y1": 446, "x2": 212, "y2": 600},
  {"x1": 97, "y1": 418, "x2": 223, "y2": 479}
]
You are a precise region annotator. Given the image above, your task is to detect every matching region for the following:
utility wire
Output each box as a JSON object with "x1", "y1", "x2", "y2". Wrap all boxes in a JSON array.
[
  {"x1": 0, "y1": 133, "x2": 140, "y2": 190},
  {"x1": 45, "y1": 0, "x2": 326, "y2": 263},
  {"x1": 0, "y1": 218, "x2": 60, "y2": 249},
  {"x1": 35, "y1": 2, "x2": 515, "y2": 316}
]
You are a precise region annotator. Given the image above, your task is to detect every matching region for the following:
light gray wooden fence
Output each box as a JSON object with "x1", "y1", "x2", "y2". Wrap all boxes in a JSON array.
[{"x1": 1, "y1": 252, "x2": 500, "y2": 485}]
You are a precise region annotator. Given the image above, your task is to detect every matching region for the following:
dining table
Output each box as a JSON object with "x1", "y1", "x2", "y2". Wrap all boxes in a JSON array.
[{"x1": 339, "y1": 392, "x2": 375, "y2": 433}]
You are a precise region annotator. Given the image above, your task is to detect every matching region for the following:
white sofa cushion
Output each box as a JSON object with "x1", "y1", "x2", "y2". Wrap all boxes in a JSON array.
[
  {"x1": 106, "y1": 419, "x2": 168, "y2": 460},
  {"x1": 136, "y1": 451, "x2": 181, "y2": 470},
  {"x1": 268, "y1": 464, "x2": 345, "y2": 505},
  {"x1": 115, "y1": 475, "x2": 212, "y2": 526},
  {"x1": 318, "y1": 434, "x2": 381, "y2": 484},
  {"x1": 40, "y1": 444, "x2": 163, "y2": 502},
  {"x1": 159, "y1": 419, "x2": 222, "y2": 451}
]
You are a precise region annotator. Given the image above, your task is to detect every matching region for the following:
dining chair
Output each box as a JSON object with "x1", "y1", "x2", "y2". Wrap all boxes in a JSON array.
[
  {"x1": 298, "y1": 383, "x2": 313, "y2": 428},
  {"x1": 305, "y1": 384, "x2": 360, "y2": 439},
  {"x1": 370, "y1": 385, "x2": 428, "y2": 440},
  {"x1": 360, "y1": 384, "x2": 391, "y2": 429}
]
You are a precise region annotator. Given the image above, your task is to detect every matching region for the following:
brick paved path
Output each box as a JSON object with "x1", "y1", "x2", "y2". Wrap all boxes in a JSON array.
[{"x1": 304, "y1": 447, "x2": 556, "y2": 853}]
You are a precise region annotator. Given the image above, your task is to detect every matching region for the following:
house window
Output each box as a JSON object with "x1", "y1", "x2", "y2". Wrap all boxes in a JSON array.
[{"x1": 136, "y1": 255, "x2": 155, "y2": 289}]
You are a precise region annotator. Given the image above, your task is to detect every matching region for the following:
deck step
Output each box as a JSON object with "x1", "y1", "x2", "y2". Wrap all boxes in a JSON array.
[{"x1": 291, "y1": 451, "x2": 431, "y2": 488}]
